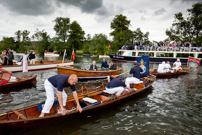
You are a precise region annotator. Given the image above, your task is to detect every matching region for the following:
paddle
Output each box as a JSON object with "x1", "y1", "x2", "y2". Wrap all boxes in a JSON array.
[{"x1": 113, "y1": 70, "x2": 130, "y2": 78}]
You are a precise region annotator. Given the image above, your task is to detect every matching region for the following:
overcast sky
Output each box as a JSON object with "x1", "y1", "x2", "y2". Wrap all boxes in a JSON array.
[{"x1": 0, "y1": 0, "x2": 202, "y2": 42}]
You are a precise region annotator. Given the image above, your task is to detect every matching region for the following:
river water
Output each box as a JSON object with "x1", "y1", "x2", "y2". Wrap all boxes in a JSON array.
[{"x1": 0, "y1": 55, "x2": 202, "y2": 135}]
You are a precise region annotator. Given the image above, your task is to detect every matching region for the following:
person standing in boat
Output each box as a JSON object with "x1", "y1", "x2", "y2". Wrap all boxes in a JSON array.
[
  {"x1": 106, "y1": 75, "x2": 132, "y2": 96},
  {"x1": 125, "y1": 61, "x2": 144, "y2": 88},
  {"x1": 6, "y1": 48, "x2": 14, "y2": 65},
  {"x1": 39, "y1": 74, "x2": 82, "y2": 117},
  {"x1": 0, "y1": 51, "x2": 9, "y2": 65},
  {"x1": 101, "y1": 58, "x2": 109, "y2": 71},
  {"x1": 28, "y1": 52, "x2": 36, "y2": 64},
  {"x1": 173, "y1": 59, "x2": 182, "y2": 71},
  {"x1": 89, "y1": 61, "x2": 97, "y2": 71}
]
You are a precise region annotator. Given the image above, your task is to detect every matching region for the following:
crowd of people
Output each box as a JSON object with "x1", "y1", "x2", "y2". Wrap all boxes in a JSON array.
[
  {"x1": 89, "y1": 58, "x2": 118, "y2": 71},
  {"x1": 0, "y1": 49, "x2": 37, "y2": 66}
]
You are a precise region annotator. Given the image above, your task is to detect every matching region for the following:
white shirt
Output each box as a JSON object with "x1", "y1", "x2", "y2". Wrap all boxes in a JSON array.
[
  {"x1": 173, "y1": 61, "x2": 182, "y2": 70},
  {"x1": 164, "y1": 64, "x2": 171, "y2": 72},
  {"x1": 157, "y1": 64, "x2": 166, "y2": 73}
]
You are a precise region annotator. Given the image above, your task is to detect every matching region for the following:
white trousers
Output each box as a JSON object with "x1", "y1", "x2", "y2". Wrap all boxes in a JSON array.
[
  {"x1": 125, "y1": 77, "x2": 140, "y2": 87},
  {"x1": 106, "y1": 86, "x2": 124, "y2": 96},
  {"x1": 42, "y1": 79, "x2": 68, "y2": 113},
  {"x1": 30, "y1": 59, "x2": 35, "y2": 64}
]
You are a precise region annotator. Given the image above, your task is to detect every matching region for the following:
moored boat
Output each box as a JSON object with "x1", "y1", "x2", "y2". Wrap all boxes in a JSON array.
[
  {"x1": 0, "y1": 75, "x2": 37, "y2": 90},
  {"x1": 99, "y1": 55, "x2": 110, "y2": 58},
  {"x1": 0, "y1": 75, "x2": 156, "y2": 134},
  {"x1": 150, "y1": 68, "x2": 190, "y2": 78},
  {"x1": 56, "y1": 66, "x2": 122, "y2": 80},
  {"x1": 2, "y1": 60, "x2": 74, "y2": 73},
  {"x1": 44, "y1": 51, "x2": 59, "y2": 57},
  {"x1": 109, "y1": 45, "x2": 202, "y2": 64}
]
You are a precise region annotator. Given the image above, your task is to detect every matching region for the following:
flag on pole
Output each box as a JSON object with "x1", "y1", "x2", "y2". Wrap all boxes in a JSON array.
[
  {"x1": 187, "y1": 56, "x2": 201, "y2": 69},
  {"x1": 64, "y1": 49, "x2": 68, "y2": 59},
  {"x1": 72, "y1": 49, "x2": 75, "y2": 61},
  {"x1": 22, "y1": 54, "x2": 28, "y2": 72},
  {"x1": 136, "y1": 56, "x2": 149, "y2": 76},
  {"x1": 108, "y1": 44, "x2": 111, "y2": 48}
]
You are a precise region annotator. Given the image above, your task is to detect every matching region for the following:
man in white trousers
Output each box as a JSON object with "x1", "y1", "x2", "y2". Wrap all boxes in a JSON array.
[
  {"x1": 125, "y1": 61, "x2": 144, "y2": 88},
  {"x1": 106, "y1": 76, "x2": 132, "y2": 96},
  {"x1": 39, "y1": 74, "x2": 82, "y2": 117}
]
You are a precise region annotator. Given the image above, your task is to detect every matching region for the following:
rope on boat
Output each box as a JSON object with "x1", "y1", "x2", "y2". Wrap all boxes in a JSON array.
[
  {"x1": 17, "y1": 114, "x2": 23, "y2": 120},
  {"x1": 66, "y1": 107, "x2": 76, "y2": 113},
  {"x1": 115, "y1": 70, "x2": 130, "y2": 77}
]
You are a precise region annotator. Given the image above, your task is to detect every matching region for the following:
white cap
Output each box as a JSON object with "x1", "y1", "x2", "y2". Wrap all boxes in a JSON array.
[{"x1": 177, "y1": 58, "x2": 180, "y2": 61}]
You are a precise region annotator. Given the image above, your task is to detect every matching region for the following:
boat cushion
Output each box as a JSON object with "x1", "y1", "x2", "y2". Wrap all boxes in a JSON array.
[
  {"x1": 103, "y1": 90, "x2": 116, "y2": 95},
  {"x1": 133, "y1": 81, "x2": 144, "y2": 84},
  {"x1": 82, "y1": 97, "x2": 98, "y2": 104}
]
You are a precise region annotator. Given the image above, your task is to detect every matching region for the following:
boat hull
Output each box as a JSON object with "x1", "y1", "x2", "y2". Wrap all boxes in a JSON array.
[
  {"x1": 2, "y1": 61, "x2": 74, "y2": 73},
  {"x1": 56, "y1": 66, "x2": 122, "y2": 80},
  {"x1": 109, "y1": 54, "x2": 202, "y2": 65},
  {"x1": 0, "y1": 75, "x2": 37, "y2": 90},
  {"x1": 150, "y1": 69, "x2": 190, "y2": 78},
  {"x1": 0, "y1": 75, "x2": 155, "y2": 134}
]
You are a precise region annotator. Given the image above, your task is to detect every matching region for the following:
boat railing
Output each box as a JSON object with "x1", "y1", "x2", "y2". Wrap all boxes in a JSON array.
[{"x1": 121, "y1": 45, "x2": 202, "y2": 52}]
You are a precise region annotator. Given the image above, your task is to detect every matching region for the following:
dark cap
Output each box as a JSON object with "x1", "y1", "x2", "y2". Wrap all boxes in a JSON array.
[{"x1": 118, "y1": 76, "x2": 124, "y2": 80}]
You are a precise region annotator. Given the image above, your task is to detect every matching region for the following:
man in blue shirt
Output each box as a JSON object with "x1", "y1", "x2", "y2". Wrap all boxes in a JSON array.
[
  {"x1": 125, "y1": 61, "x2": 143, "y2": 87},
  {"x1": 101, "y1": 58, "x2": 109, "y2": 71},
  {"x1": 39, "y1": 74, "x2": 82, "y2": 117},
  {"x1": 106, "y1": 75, "x2": 132, "y2": 96}
]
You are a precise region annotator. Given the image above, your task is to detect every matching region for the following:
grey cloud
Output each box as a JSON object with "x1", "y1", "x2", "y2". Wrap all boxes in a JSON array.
[
  {"x1": 0, "y1": 0, "x2": 56, "y2": 16},
  {"x1": 139, "y1": 10, "x2": 147, "y2": 14},
  {"x1": 58, "y1": 0, "x2": 104, "y2": 13},
  {"x1": 154, "y1": 8, "x2": 166, "y2": 16}
]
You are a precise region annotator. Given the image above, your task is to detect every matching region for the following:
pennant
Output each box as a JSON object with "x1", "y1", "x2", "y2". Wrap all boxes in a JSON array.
[
  {"x1": 64, "y1": 50, "x2": 68, "y2": 59},
  {"x1": 187, "y1": 56, "x2": 201, "y2": 69},
  {"x1": 72, "y1": 49, "x2": 75, "y2": 61},
  {"x1": 108, "y1": 44, "x2": 111, "y2": 48},
  {"x1": 136, "y1": 56, "x2": 149, "y2": 75},
  {"x1": 22, "y1": 54, "x2": 28, "y2": 72}
]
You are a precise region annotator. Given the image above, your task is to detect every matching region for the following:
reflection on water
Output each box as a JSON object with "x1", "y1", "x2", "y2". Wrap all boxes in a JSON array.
[{"x1": 1, "y1": 56, "x2": 202, "y2": 135}]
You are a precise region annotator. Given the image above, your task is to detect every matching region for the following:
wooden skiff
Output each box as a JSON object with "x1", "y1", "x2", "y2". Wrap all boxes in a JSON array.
[
  {"x1": 0, "y1": 75, "x2": 156, "y2": 134},
  {"x1": 56, "y1": 66, "x2": 122, "y2": 80}
]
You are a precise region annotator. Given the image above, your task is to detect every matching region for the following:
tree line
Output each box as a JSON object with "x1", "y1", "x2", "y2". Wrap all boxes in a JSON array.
[{"x1": 0, "y1": 2, "x2": 201, "y2": 57}]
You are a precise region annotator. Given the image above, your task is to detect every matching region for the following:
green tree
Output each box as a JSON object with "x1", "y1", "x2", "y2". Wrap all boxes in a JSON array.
[
  {"x1": 82, "y1": 34, "x2": 91, "y2": 53},
  {"x1": 32, "y1": 29, "x2": 50, "y2": 54},
  {"x1": 15, "y1": 30, "x2": 21, "y2": 48},
  {"x1": 21, "y1": 30, "x2": 30, "y2": 52},
  {"x1": 53, "y1": 17, "x2": 70, "y2": 43},
  {"x1": 133, "y1": 28, "x2": 150, "y2": 45},
  {"x1": 110, "y1": 14, "x2": 133, "y2": 50},
  {"x1": 0, "y1": 37, "x2": 15, "y2": 52},
  {"x1": 68, "y1": 21, "x2": 85, "y2": 50},
  {"x1": 166, "y1": 2, "x2": 202, "y2": 45},
  {"x1": 89, "y1": 34, "x2": 109, "y2": 55}
]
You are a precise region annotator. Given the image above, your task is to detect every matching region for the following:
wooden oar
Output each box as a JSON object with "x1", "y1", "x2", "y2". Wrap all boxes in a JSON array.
[{"x1": 112, "y1": 70, "x2": 130, "y2": 78}]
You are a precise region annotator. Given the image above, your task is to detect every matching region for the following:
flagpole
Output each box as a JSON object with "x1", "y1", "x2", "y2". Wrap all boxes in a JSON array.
[{"x1": 62, "y1": 49, "x2": 66, "y2": 66}]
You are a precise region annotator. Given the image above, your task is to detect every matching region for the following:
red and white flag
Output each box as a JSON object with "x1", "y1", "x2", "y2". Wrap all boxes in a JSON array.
[
  {"x1": 72, "y1": 49, "x2": 75, "y2": 61},
  {"x1": 187, "y1": 56, "x2": 201, "y2": 69},
  {"x1": 108, "y1": 44, "x2": 111, "y2": 48}
]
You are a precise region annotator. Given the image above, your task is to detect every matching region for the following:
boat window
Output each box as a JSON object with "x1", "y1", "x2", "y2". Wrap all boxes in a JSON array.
[
  {"x1": 197, "y1": 54, "x2": 202, "y2": 58},
  {"x1": 132, "y1": 52, "x2": 136, "y2": 56},
  {"x1": 138, "y1": 52, "x2": 154, "y2": 57},
  {"x1": 176, "y1": 53, "x2": 194, "y2": 58},
  {"x1": 156, "y1": 53, "x2": 173, "y2": 57}
]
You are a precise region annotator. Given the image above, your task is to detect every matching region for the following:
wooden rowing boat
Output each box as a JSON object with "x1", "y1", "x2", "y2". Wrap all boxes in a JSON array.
[
  {"x1": 0, "y1": 75, "x2": 37, "y2": 90},
  {"x1": 56, "y1": 66, "x2": 122, "y2": 80},
  {"x1": 2, "y1": 60, "x2": 73, "y2": 73},
  {"x1": 0, "y1": 75, "x2": 156, "y2": 134},
  {"x1": 150, "y1": 68, "x2": 190, "y2": 78}
]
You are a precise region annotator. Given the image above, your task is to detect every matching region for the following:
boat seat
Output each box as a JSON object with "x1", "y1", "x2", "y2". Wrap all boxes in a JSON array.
[
  {"x1": 133, "y1": 81, "x2": 144, "y2": 84},
  {"x1": 0, "y1": 71, "x2": 12, "y2": 84},
  {"x1": 103, "y1": 90, "x2": 116, "y2": 95},
  {"x1": 82, "y1": 97, "x2": 98, "y2": 104}
]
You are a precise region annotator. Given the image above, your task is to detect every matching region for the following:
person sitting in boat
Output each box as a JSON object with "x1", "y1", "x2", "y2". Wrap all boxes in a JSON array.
[
  {"x1": 39, "y1": 58, "x2": 44, "y2": 64},
  {"x1": 172, "y1": 59, "x2": 182, "y2": 71},
  {"x1": 109, "y1": 61, "x2": 117, "y2": 70},
  {"x1": 101, "y1": 58, "x2": 109, "y2": 71},
  {"x1": 164, "y1": 61, "x2": 172, "y2": 72},
  {"x1": 39, "y1": 74, "x2": 82, "y2": 117},
  {"x1": 89, "y1": 61, "x2": 97, "y2": 71},
  {"x1": 157, "y1": 61, "x2": 166, "y2": 73},
  {"x1": 125, "y1": 61, "x2": 144, "y2": 88},
  {"x1": 106, "y1": 75, "x2": 132, "y2": 96}
]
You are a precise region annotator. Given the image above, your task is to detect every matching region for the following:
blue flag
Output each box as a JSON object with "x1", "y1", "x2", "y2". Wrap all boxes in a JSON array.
[
  {"x1": 136, "y1": 56, "x2": 149, "y2": 75},
  {"x1": 65, "y1": 50, "x2": 68, "y2": 59}
]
